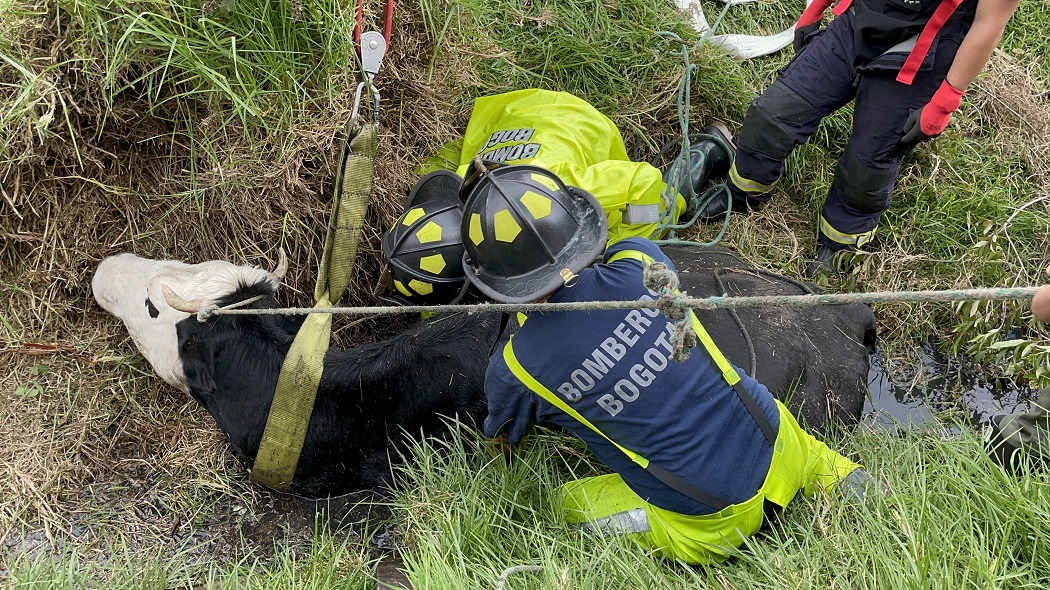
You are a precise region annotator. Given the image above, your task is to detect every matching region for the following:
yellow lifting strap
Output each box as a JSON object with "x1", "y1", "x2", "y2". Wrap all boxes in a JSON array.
[{"x1": 251, "y1": 121, "x2": 376, "y2": 490}]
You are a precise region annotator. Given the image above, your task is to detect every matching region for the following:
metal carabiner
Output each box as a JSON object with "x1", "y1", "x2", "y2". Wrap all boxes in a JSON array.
[
  {"x1": 351, "y1": 80, "x2": 382, "y2": 125},
  {"x1": 351, "y1": 30, "x2": 387, "y2": 125}
]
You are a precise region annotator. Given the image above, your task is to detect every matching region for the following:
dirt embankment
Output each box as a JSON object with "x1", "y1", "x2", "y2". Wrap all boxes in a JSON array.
[{"x1": 0, "y1": 0, "x2": 468, "y2": 551}]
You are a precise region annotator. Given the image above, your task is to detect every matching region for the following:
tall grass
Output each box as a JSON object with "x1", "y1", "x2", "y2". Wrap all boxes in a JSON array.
[
  {"x1": 63, "y1": 0, "x2": 360, "y2": 133},
  {"x1": 385, "y1": 424, "x2": 1050, "y2": 589}
]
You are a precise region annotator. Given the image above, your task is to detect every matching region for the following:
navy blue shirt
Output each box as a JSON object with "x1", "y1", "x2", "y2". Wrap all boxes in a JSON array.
[{"x1": 483, "y1": 238, "x2": 780, "y2": 515}]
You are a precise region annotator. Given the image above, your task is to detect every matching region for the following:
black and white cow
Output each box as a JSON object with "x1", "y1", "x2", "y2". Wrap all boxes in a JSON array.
[
  {"x1": 92, "y1": 246, "x2": 875, "y2": 497},
  {"x1": 92, "y1": 252, "x2": 500, "y2": 497}
]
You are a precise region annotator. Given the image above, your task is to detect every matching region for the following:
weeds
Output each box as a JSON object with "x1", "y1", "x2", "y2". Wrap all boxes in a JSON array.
[{"x1": 1, "y1": 0, "x2": 1049, "y2": 585}]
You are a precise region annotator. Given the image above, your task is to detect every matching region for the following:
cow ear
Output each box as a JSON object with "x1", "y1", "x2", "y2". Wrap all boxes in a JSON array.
[{"x1": 180, "y1": 337, "x2": 217, "y2": 397}]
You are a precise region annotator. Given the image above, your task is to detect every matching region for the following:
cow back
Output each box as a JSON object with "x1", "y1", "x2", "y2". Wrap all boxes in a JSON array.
[{"x1": 663, "y1": 246, "x2": 876, "y2": 436}]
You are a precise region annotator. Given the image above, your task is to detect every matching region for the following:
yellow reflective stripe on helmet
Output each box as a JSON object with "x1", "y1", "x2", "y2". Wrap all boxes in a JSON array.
[
  {"x1": 502, "y1": 337, "x2": 650, "y2": 469},
  {"x1": 606, "y1": 248, "x2": 742, "y2": 387},
  {"x1": 493, "y1": 209, "x2": 522, "y2": 242},
  {"x1": 729, "y1": 161, "x2": 777, "y2": 195},
  {"x1": 819, "y1": 215, "x2": 875, "y2": 247}
]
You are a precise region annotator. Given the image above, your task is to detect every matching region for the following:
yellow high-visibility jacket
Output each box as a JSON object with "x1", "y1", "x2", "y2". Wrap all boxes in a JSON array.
[{"x1": 422, "y1": 89, "x2": 685, "y2": 244}]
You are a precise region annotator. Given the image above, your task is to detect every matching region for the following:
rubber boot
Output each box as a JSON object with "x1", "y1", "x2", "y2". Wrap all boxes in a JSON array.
[
  {"x1": 665, "y1": 123, "x2": 735, "y2": 217},
  {"x1": 805, "y1": 245, "x2": 840, "y2": 278}
]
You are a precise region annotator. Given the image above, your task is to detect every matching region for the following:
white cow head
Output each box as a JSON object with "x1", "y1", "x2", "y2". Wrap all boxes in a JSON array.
[{"x1": 92, "y1": 253, "x2": 282, "y2": 392}]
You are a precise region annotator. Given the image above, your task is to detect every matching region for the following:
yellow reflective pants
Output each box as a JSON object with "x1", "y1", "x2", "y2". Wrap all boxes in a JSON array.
[{"x1": 560, "y1": 400, "x2": 859, "y2": 564}]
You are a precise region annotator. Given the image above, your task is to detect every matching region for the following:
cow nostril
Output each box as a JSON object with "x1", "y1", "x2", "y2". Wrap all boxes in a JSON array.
[{"x1": 145, "y1": 298, "x2": 160, "y2": 318}]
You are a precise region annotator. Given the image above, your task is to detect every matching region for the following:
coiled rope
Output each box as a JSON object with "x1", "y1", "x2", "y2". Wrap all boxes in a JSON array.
[{"x1": 651, "y1": 29, "x2": 738, "y2": 248}]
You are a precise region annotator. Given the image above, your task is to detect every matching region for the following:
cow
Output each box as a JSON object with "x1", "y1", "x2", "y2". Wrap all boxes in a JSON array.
[
  {"x1": 92, "y1": 252, "x2": 501, "y2": 497},
  {"x1": 92, "y1": 246, "x2": 875, "y2": 497}
]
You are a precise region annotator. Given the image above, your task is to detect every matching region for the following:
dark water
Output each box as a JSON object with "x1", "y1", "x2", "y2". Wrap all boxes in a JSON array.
[{"x1": 863, "y1": 344, "x2": 1035, "y2": 433}]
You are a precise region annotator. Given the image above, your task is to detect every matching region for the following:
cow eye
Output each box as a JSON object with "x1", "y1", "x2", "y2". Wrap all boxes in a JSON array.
[{"x1": 145, "y1": 298, "x2": 160, "y2": 319}]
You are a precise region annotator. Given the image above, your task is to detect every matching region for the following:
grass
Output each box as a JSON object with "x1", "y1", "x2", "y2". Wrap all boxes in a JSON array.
[
  {"x1": 1, "y1": 0, "x2": 1049, "y2": 586},
  {"x1": 387, "y1": 424, "x2": 1050, "y2": 589}
]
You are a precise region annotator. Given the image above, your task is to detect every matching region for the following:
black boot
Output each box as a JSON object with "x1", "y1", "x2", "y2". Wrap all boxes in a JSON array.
[
  {"x1": 694, "y1": 191, "x2": 762, "y2": 222},
  {"x1": 663, "y1": 123, "x2": 734, "y2": 204},
  {"x1": 805, "y1": 245, "x2": 840, "y2": 278}
]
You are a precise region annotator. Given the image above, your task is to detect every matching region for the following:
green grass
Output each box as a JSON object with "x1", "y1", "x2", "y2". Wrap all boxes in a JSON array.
[
  {"x1": 2, "y1": 0, "x2": 1050, "y2": 585},
  {"x1": 6, "y1": 423, "x2": 1050, "y2": 587},
  {"x1": 388, "y1": 424, "x2": 1050, "y2": 589}
]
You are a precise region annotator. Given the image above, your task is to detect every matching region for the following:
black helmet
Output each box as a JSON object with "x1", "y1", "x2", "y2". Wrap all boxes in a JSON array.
[
  {"x1": 381, "y1": 171, "x2": 467, "y2": 305},
  {"x1": 460, "y1": 164, "x2": 608, "y2": 304}
]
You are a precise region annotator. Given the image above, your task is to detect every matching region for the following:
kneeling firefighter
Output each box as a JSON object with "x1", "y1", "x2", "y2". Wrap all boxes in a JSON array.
[
  {"x1": 382, "y1": 88, "x2": 732, "y2": 305},
  {"x1": 460, "y1": 163, "x2": 876, "y2": 564}
]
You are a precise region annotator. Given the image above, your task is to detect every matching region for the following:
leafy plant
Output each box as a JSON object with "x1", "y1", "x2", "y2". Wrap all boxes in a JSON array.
[{"x1": 14, "y1": 363, "x2": 47, "y2": 400}]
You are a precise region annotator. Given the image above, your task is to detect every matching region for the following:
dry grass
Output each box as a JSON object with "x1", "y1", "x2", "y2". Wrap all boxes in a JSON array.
[
  {"x1": 0, "y1": 0, "x2": 478, "y2": 565},
  {"x1": 970, "y1": 49, "x2": 1050, "y2": 186}
]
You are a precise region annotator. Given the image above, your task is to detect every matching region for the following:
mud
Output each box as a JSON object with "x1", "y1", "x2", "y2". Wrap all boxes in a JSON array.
[
  {"x1": 863, "y1": 343, "x2": 1035, "y2": 433},
  {"x1": 3, "y1": 484, "x2": 394, "y2": 578}
]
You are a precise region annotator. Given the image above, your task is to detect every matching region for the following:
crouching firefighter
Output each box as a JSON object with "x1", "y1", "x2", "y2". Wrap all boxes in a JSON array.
[
  {"x1": 460, "y1": 163, "x2": 876, "y2": 564},
  {"x1": 382, "y1": 88, "x2": 733, "y2": 306},
  {"x1": 705, "y1": 0, "x2": 1021, "y2": 275}
]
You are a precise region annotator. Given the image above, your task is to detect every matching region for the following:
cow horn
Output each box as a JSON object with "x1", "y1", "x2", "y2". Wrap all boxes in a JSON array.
[
  {"x1": 163, "y1": 284, "x2": 203, "y2": 313},
  {"x1": 269, "y1": 248, "x2": 288, "y2": 283}
]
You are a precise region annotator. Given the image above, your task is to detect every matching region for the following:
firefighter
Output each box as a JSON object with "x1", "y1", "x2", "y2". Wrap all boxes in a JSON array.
[
  {"x1": 461, "y1": 163, "x2": 875, "y2": 564},
  {"x1": 381, "y1": 170, "x2": 469, "y2": 304},
  {"x1": 383, "y1": 88, "x2": 731, "y2": 305},
  {"x1": 701, "y1": 0, "x2": 1023, "y2": 275}
]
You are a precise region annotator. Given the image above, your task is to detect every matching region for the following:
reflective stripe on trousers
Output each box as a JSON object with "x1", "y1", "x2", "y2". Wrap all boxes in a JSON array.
[{"x1": 559, "y1": 400, "x2": 859, "y2": 564}]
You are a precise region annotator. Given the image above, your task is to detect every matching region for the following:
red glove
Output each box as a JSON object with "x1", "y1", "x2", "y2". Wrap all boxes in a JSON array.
[
  {"x1": 901, "y1": 80, "x2": 965, "y2": 144},
  {"x1": 794, "y1": 0, "x2": 836, "y2": 54}
]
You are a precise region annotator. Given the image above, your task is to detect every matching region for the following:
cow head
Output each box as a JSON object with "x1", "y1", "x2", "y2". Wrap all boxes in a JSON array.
[{"x1": 91, "y1": 253, "x2": 284, "y2": 393}]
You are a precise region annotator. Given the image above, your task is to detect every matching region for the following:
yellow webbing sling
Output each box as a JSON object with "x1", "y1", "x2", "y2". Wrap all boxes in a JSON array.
[{"x1": 251, "y1": 121, "x2": 376, "y2": 490}]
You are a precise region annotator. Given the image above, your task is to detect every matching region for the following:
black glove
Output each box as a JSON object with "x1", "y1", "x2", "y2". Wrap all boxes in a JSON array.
[
  {"x1": 793, "y1": 22, "x2": 820, "y2": 55},
  {"x1": 899, "y1": 108, "x2": 930, "y2": 146}
]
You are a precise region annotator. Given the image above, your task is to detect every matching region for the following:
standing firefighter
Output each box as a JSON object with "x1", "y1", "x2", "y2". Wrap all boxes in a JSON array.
[
  {"x1": 701, "y1": 0, "x2": 1022, "y2": 275},
  {"x1": 462, "y1": 163, "x2": 875, "y2": 564}
]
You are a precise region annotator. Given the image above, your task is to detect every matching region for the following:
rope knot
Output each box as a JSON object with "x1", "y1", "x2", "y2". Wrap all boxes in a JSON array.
[
  {"x1": 643, "y1": 262, "x2": 695, "y2": 361},
  {"x1": 197, "y1": 304, "x2": 219, "y2": 323}
]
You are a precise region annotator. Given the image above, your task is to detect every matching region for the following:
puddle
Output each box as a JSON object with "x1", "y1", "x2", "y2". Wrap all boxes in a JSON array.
[{"x1": 863, "y1": 343, "x2": 1035, "y2": 433}]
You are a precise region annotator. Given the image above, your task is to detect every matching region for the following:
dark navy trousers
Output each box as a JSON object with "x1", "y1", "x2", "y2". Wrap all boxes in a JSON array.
[{"x1": 729, "y1": 8, "x2": 969, "y2": 250}]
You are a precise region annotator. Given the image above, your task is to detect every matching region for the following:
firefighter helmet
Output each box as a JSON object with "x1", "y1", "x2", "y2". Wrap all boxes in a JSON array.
[
  {"x1": 381, "y1": 171, "x2": 467, "y2": 305},
  {"x1": 460, "y1": 164, "x2": 607, "y2": 304}
]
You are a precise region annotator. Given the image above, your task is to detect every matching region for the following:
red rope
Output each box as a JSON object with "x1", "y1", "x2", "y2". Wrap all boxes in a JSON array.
[
  {"x1": 354, "y1": 0, "x2": 363, "y2": 50},
  {"x1": 354, "y1": 0, "x2": 395, "y2": 53},
  {"x1": 383, "y1": 0, "x2": 395, "y2": 45}
]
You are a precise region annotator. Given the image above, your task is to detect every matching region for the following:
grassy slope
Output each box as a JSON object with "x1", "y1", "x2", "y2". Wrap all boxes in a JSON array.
[{"x1": 1, "y1": 0, "x2": 1048, "y2": 586}]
